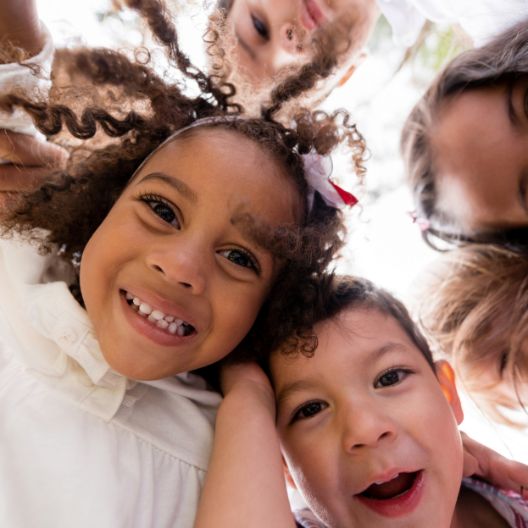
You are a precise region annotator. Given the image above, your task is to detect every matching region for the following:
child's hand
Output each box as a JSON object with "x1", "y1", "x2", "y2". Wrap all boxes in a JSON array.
[
  {"x1": 0, "y1": 131, "x2": 68, "y2": 212},
  {"x1": 220, "y1": 362, "x2": 275, "y2": 416},
  {"x1": 462, "y1": 432, "x2": 528, "y2": 498},
  {"x1": 0, "y1": 0, "x2": 44, "y2": 62}
]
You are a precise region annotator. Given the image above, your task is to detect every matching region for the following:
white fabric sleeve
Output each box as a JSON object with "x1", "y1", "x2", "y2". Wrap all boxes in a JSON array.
[
  {"x1": 377, "y1": 0, "x2": 528, "y2": 47},
  {"x1": 0, "y1": 23, "x2": 54, "y2": 138}
]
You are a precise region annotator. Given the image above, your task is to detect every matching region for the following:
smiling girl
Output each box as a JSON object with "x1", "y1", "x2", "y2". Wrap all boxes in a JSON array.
[{"x1": 0, "y1": 1, "x2": 365, "y2": 526}]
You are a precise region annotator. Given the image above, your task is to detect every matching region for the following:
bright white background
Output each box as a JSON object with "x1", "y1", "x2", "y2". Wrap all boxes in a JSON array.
[{"x1": 37, "y1": 1, "x2": 527, "y2": 463}]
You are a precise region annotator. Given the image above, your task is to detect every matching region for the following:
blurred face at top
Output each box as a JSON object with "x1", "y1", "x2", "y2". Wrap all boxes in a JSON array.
[{"x1": 220, "y1": 0, "x2": 379, "y2": 86}]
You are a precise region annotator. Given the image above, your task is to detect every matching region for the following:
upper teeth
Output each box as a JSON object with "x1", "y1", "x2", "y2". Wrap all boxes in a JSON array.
[
  {"x1": 125, "y1": 292, "x2": 192, "y2": 336},
  {"x1": 375, "y1": 473, "x2": 400, "y2": 485}
]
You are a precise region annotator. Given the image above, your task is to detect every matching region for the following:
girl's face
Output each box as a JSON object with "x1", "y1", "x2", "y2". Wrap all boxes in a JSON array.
[
  {"x1": 271, "y1": 308, "x2": 464, "y2": 528},
  {"x1": 225, "y1": 0, "x2": 378, "y2": 83},
  {"x1": 80, "y1": 128, "x2": 301, "y2": 380},
  {"x1": 432, "y1": 79, "x2": 528, "y2": 232}
]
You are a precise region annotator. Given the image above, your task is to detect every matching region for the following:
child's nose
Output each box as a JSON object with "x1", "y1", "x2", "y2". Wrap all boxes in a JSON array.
[
  {"x1": 147, "y1": 243, "x2": 207, "y2": 295},
  {"x1": 279, "y1": 22, "x2": 303, "y2": 55},
  {"x1": 341, "y1": 405, "x2": 396, "y2": 453}
]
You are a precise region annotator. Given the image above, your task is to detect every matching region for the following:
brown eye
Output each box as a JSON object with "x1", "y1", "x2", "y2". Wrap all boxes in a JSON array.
[
  {"x1": 251, "y1": 14, "x2": 269, "y2": 40},
  {"x1": 140, "y1": 194, "x2": 180, "y2": 228},
  {"x1": 291, "y1": 400, "x2": 328, "y2": 422},
  {"x1": 375, "y1": 368, "x2": 412, "y2": 388}
]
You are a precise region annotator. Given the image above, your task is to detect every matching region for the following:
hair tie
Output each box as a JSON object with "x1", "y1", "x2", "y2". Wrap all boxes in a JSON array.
[
  {"x1": 302, "y1": 152, "x2": 358, "y2": 211},
  {"x1": 409, "y1": 210, "x2": 431, "y2": 232}
]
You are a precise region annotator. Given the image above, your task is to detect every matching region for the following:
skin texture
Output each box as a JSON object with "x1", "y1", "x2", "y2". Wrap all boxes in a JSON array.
[
  {"x1": 224, "y1": 0, "x2": 379, "y2": 84},
  {"x1": 80, "y1": 127, "x2": 300, "y2": 380},
  {"x1": 272, "y1": 308, "x2": 465, "y2": 528},
  {"x1": 433, "y1": 79, "x2": 528, "y2": 232}
]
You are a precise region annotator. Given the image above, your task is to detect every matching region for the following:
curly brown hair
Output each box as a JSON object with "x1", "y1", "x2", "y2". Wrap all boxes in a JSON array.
[
  {"x1": 416, "y1": 244, "x2": 528, "y2": 425},
  {"x1": 401, "y1": 18, "x2": 528, "y2": 253},
  {"x1": 0, "y1": 0, "x2": 367, "y2": 371}
]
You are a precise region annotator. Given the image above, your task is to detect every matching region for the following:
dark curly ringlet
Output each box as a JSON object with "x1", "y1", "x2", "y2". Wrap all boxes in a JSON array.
[
  {"x1": 262, "y1": 275, "x2": 435, "y2": 373},
  {"x1": 401, "y1": 17, "x2": 528, "y2": 253},
  {"x1": 0, "y1": 0, "x2": 366, "y2": 381}
]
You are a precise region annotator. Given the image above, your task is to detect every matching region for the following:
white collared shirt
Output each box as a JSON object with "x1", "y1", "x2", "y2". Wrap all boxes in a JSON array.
[{"x1": 0, "y1": 239, "x2": 221, "y2": 528}]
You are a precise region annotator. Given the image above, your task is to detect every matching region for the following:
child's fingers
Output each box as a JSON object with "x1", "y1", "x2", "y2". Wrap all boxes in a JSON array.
[
  {"x1": 221, "y1": 362, "x2": 270, "y2": 392},
  {"x1": 0, "y1": 130, "x2": 68, "y2": 169},
  {"x1": 220, "y1": 363, "x2": 275, "y2": 409},
  {"x1": 461, "y1": 432, "x2": 528, "y2": 494},
  {"x1": 494, "y1": 458, "x2": 528, "y2": 497},
  {"x1": 0, "y1": 164, "x2": 61, "y2": 192}
]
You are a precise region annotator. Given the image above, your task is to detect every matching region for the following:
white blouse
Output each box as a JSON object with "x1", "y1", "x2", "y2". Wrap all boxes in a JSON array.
[
  {"x1": 0, "y1": 239, "x2": 221, "y2": 527},
  {"x1": 378, "y1": 0, "x2": 528, "y2": 47}
]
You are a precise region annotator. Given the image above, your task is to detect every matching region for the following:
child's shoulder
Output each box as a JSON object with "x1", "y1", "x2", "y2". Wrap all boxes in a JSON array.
[{"x1": 463, "y1": 476, "x2": 528, "y2": 527}]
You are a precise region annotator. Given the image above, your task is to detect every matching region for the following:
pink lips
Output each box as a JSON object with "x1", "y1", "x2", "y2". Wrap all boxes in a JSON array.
[
  {"x1": 300, "y1": 0, "x2": 327, "y2": 30},
  {"x1": 355, "y1": 470, "x2": 425, "y2": 518}
]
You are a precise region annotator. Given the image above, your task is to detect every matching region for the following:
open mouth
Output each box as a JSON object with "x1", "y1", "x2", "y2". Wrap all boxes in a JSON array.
[
  {"x1": 355, "y1": 470, "x2": 424, "y2": 518},
  {"x1": 121, "y1": 290, "x2": 196, "y2": 337},
  {"x1": 359, "y1": 471, "x2": 420, "y2": 500}
]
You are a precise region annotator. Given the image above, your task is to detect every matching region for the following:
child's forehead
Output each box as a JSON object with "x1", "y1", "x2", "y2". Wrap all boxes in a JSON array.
[
  {"x1": 130, "y1": 125, "x2": 285, "y2": 184},
  {"x1": 316, "y1": 307, "x2": 399, "y2": 341}
]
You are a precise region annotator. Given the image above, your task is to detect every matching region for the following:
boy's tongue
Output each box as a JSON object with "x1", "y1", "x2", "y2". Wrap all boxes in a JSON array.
[{"x1": 360, "y1": 472, "x2": 417, "y2": 500}]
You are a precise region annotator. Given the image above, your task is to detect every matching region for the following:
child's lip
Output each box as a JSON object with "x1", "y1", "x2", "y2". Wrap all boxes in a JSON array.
[
  {"x1": 355, "y1": 469, "x2": 425, "y2": 518},
  {"x1": 300, "y1": 0, "x2": 328, "y2": 31}
]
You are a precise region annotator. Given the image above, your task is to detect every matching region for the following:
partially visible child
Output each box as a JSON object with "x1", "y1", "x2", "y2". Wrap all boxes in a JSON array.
[
  {"x1": 416, "y1": 244, "x2": 528, "y2": 425},
  {"x1": 196, "y1": 276, "x2": 528, "y2": 528},
  {"x1": 401, "y1": 17, "x2": 528, "y2": 252}
]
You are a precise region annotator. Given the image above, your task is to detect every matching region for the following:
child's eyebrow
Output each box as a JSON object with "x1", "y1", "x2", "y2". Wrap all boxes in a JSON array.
[
  {"x1": 137, "y1": 172, "x2": 198, "y2": 203},
  {"x1": 275, "y1": 342, "x2": 409, "y2": 404},
  {"x1": 371, "y1": 342, "x2": 408, "y2": 361},
  {"x1": 276, "y1": 379, "x2": 318, "y2": 406}
]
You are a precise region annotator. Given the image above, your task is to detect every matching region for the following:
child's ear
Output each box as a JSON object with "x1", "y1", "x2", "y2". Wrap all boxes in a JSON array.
[
  {"x1": 435, "y1": 360, "x2": 464, "y2": 425},
  {"x1": 282, "y1": 456, "x2": 297, "y2": 490}
]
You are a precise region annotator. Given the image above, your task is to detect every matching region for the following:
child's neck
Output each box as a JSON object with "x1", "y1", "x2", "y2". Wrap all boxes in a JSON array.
[{"x1": 451, "y1": 485, "x2": 507, "y2": 528}]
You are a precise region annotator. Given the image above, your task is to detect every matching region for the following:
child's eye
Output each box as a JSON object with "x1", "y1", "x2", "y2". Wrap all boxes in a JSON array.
[
  {"x1": 218, "y1": 248, "x2": 260, "y2": 274},
  {"x1": 140, "y1": 194, "x2": 180, "y2": 228},
  {"x1": 251, "y1": 14, "x2": 269, "y2": 40},
  {"x1": 291, "y1": 400, "x2": 328, "y2": 422},
  {"x1": 375, "y1": 368, "x2": 412, "y2": 388}
]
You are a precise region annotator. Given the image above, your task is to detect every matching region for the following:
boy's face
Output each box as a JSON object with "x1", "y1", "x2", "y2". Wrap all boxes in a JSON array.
[
  {"x1": 271, "y1": 308, "x2": 464, "y2": 528},
  {"x1": 80, "y1": 128, "x2": 300, "y2": 380}
]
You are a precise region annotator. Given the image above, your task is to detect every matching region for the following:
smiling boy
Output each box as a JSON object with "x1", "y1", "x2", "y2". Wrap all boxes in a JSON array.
[{"x1": 196, "y1": 276, "x2": 528, "y2": 528}]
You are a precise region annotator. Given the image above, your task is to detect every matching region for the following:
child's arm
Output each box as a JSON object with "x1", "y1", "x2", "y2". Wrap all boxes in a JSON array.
[
  {"x1": 0, "y1": 0, "x2": 45, "y2": 62},
  {"x1": 462, "y1": 432, "x2": 528, "y2": 498},
  {"x1": 195, "y1": 363, "x2": 297, "y2": 528},
  {"x1": 0, "y1": 0, "x2": 67, "y2": 203}
]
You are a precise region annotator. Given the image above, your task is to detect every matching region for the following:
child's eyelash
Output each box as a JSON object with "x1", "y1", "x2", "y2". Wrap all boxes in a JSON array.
[
  {"x1": 135, "y1": 191, "x2": 180, "y2": 225},
  {"x1": 375, "y1": 367, "x2": 414, "y2": 388},
  {"x1": 290, "y1": 400, "x2": 328, "y2": 423}
]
